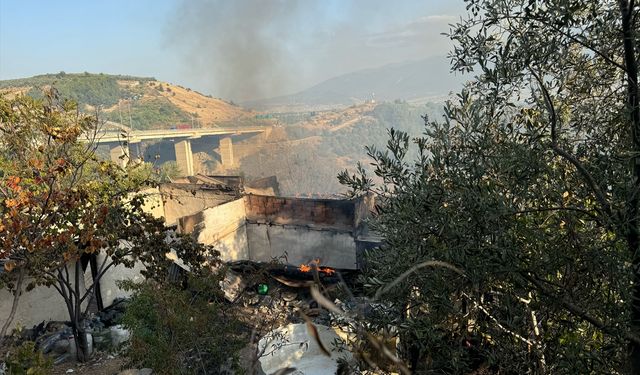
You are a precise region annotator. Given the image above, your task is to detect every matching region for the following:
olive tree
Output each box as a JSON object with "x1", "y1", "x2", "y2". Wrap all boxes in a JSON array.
[{"x1": 340, "y1": 0, "x2": 639, "y2": 373}]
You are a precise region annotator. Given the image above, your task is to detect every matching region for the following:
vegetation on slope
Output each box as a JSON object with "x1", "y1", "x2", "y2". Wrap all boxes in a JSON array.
[
  {"x1": 0, "y1": 72, "x2": 154, "y2": 107},
  {"x1": 103, "y1": 97, "x2": 192, "y2": 130},
  {"x1": 238, "y1": 101, "x2": 444, "y2": 195},
  {"x1": 0, "y1": 73, "x2": 254, "y2": 129}
]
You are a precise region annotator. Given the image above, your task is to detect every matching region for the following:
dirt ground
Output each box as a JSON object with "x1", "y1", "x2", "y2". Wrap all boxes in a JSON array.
[{"x1": 50, "y1": 353, "x2": 126, "y2": 375}]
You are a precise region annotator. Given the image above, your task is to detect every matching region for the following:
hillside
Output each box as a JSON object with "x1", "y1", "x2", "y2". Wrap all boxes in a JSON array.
[
  {"x1": 244, "y1": 57, "x2": 466, "y2": 111},
  {"x1": 237, "y1": 100, "x2": 445, "y2": 195},
  {"x1": 0, "y1": 72, "x2": 444, "y2": 195},
  {"x1": 0, "y1": 73, "x2": 255, "y2": 130}
]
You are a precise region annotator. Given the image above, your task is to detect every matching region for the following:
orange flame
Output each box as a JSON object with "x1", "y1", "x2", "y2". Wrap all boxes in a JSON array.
[
  {"x1": 299, "y1": 264, "x2": 312, "y2": 272},
  {"x1": 298, "y1": 261, "x2": 336, "y2": 275}
]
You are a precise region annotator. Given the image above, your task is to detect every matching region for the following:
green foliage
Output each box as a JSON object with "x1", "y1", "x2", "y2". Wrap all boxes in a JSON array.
[
  {"x1": 104, "y1": 98, "x2": 191, "y2": 130},
  {"x1": 157, "y1": 161, "x2": 180, "y2": 183},
  {"x1": 340, "y1": 0, "x2": 640, "y2": 373},
  {"x1": 0, "y1": 73, "x2": 156, "y2": 108},
  {"x1": 22, "y1": 74, "x2": 120, "y2": 107},
  {"x1": 4, "y1": 341, "x2": 53, "y2": 375},
  {"x1": 120, "y1": 274, "x2": 246, "y2": 375}
]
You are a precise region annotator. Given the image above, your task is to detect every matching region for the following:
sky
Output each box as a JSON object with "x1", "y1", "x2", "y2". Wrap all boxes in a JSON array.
[{"x1": 0, "y1": 0, "x2": 465, "y2": 101}]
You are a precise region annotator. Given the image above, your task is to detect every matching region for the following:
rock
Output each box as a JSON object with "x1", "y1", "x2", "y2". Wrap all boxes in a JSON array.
[
  {"x1": 281, "y1": 290, "x2": 298, "y2": 302},
  {"x1": 258, "y1": 323, "x2": 352, "y2": 374},
  {"x1": 139, "y1": 369, "x2": 153, "y2": 375},
  {"x1": 65, "y1": 369, "x2": 74, "y2": 373}
]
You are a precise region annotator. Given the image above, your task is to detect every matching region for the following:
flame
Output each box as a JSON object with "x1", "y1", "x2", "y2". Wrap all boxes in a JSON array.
[
  {"x1": 298, "y1": 261, "x2": 336, "y2": 275},
  {"x1": 319, "y1": 267, "x2": 335, "y2": 275},
  {"x1": 299, "y1": 264, "x2": 312, "y2": 272}
]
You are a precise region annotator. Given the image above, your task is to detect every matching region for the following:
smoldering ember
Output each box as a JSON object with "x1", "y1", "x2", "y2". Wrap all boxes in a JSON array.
[{"x1": 1, "y1": 1, "x2": 640, "y2": 374}]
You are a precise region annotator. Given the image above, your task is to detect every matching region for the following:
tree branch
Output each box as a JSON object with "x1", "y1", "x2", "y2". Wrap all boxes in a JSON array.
[
  {"x1": 530, "y1": 68, "x2": 614, "y2": 219},
  {"x1": 523, "y1": 272, "x2": 640, "y2": 346}
]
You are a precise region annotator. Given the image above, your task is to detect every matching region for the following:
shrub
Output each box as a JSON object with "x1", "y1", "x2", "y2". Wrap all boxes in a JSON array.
[
  {"x1": 4, "y1": 341, "x2": 52, "y2": 375},
  {"x1": 120, "y1": 273, "x2": 246, "y2": 374}
]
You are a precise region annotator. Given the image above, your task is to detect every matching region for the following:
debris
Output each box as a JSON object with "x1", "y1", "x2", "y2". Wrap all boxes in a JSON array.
[
  {"x1": 110, "y1": 325, "x2": 131, "y2": 348},
  {"x1": 258, "y1": 323, "x2": 352, "y2": 375},
  {"x1": 37, "y1": 328, "x2": 70, "y2": 354},
  {"x1": 92, "y1": 328, "x2": 112, "y2": 351},
  {"x1": 257, "y1": 283, "x2": 269, "y2": 295},
  {"x1": 53, "y1": 338, "x2": 71, "y2": 354},
  {"x1": 220, "y1": 269, "x2": 247, "y2": 301},
  {"x1": 281, "y1": 290, "x2": 298, "y2": 302},
  {"x1": 53, "y1": 353, "x2": 71, "y2": 365}
]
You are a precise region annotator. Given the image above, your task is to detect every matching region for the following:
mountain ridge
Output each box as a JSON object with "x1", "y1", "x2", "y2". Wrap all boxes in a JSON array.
[{"x1": 243, "y1": 57, "x2": 465, "y2": 110}]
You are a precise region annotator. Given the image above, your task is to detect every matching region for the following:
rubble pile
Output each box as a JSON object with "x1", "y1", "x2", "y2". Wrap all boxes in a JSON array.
[
  {"x1": 1, "y1": 298, "x2": 132, "y2": 368},
  {"x1": 220, "y1": 260, "x2": 366, "y2": 374}
]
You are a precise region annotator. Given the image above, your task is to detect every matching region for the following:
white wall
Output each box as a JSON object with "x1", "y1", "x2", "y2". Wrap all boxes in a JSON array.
[
  {"x1": 0, "y1": 284, "x2": 69, "y2": 331},
  {"x1": 96, "y1": 255, "x2": 147, "y2": 307},
  {"x1": 246, "y1": 224, "x2": 357, "y2": 269},
  {"x1": 191, "y1": 198, "x2": 359, "y2": 269},
  {"x1": 195, "y1": 199, "x2": 250, "y2": 261},
  {"x1": 0, "y1": 264, "x2": 87, "y2": 332}
]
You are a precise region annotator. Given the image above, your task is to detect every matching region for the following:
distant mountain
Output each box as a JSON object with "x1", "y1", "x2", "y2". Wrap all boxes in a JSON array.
[{"x1": 244, "y1": 57, "x2": 466, "y2": 110}]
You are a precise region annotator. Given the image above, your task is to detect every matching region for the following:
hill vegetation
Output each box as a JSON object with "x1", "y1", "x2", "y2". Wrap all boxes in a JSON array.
[
  {"x1": 0, "y1": 73, "x2": 253, "y2": 130},
  {"x1": 238, "y1": 100, "x2": 444, "y2": 195}
]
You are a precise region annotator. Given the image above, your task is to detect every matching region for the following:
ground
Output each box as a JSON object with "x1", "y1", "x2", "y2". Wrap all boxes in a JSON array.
[{"x1": 51, "y1": 353, "x2": 126, "y2": 375}]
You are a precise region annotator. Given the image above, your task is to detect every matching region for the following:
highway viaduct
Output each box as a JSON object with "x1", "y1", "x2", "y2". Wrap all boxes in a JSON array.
[{"x1": 88, "y1": 122, "x2": 270, "y2": 175}]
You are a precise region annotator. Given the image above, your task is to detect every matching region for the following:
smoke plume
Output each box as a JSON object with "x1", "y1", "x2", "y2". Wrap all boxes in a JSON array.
[{"x1": 167, "y1": 0, "x2": 460, "y2": 102}]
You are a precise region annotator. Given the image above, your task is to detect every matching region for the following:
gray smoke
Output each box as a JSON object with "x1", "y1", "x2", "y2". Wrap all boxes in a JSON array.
[
  {"x1": 166, "y1": 0, "x2": 461, "y2": 102},
  {"x1": 167, "y1": 0, "x2": 309, "y2": 101}
]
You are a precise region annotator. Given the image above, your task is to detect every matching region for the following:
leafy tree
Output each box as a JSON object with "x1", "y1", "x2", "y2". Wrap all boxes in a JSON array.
[
  {"x1": 0, "y1": 90, "x2": 216, "y2": 361},
  {"x1": 340, "y1": 0, "x2": 639, "y2": 373}
]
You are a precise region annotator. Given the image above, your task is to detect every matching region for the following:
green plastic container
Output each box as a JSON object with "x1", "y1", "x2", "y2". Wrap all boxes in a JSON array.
[{"x1": 257, "y1": 283, "x2": 269, "y2": 295}]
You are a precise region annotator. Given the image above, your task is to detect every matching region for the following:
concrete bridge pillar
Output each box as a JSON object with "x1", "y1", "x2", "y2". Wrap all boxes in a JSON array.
[
  {"x1": 220, "y1": 137, "x2": 234, "y2": 169},
  {"x1": 109, "y1": 144, "x2": 129, "y2": 168},
  {"x1": 175, "y1": 139, "x2": 194, "y2": 176}
]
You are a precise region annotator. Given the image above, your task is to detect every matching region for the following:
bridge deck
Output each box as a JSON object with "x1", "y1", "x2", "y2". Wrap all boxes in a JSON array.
[{"x1": 86, "y1": 126, "x2": 268, "y2": 144}]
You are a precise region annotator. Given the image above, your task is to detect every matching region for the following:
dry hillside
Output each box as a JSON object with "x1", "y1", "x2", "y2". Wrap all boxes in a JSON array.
[{"x1": 103, "y1": 80, "x2": 251, "y2": 126}]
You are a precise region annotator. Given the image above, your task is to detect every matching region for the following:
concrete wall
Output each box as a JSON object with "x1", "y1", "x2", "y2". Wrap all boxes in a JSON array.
[
  {"x1": 136, "y1": 187, "x2": 165, "y2": 219},
  {"x1": 159, "y1": 183, "x2": 238, "y2": 226},
  {"x1": 0, "y1": 256, "x2": 149, "y2": 332},
  {"x1": 244, "y1": 195, "x2": 356, "y2": 229},
  {"x1": 0, "y1": 264, "x2": 88, "y2": 331},
  {"x1": 245, "y1": 224, "x2": 357, "y2": 269},
  {"x1": 96, "y1": 254, "x2": 147, "y2": 308},
  {"x1": 191, "y1": 199, "x2": 250, "y2": 261},
  {"x1": 0, "y1": 283, "x2": 69, "y2": 331},
  {"x1": 178, "y1": 195, "x2": 364, "y2": 270}
]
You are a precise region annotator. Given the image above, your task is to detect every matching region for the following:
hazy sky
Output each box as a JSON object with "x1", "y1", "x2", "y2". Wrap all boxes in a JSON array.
[{"x1": 0, "y1": 0, "x2": 465, "y2": 101}]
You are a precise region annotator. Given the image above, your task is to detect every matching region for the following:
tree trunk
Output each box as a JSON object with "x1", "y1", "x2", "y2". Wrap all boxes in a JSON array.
[
  {"x1": 72, "y1": 260, "x2": 91, "y2": 362},
  {"x1": 72, "y1": 319, "x2": 91, "y2": 363},
  {"x1": 0, "y1": 267, "x2": 25, "y2": 347},
  {"x1": 619, "y1": 0, "x2": 640, "y2": 373}
]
